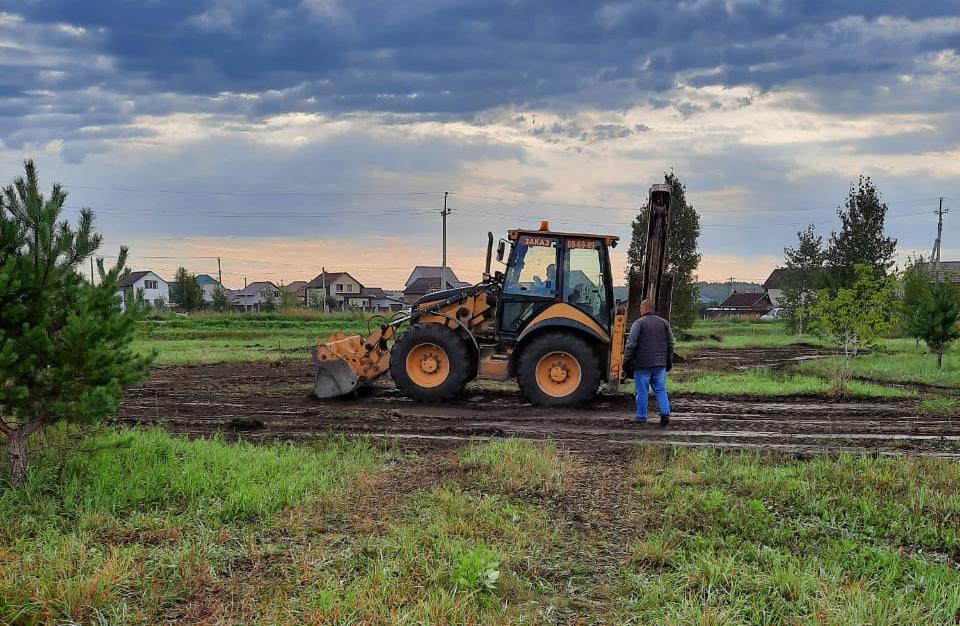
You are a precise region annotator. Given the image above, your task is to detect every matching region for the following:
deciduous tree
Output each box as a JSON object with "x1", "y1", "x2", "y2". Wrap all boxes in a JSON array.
[
  {"x1": 0, "y1": 160, "x2": 152, "y2": 484},
  {"x1": 626, "y1": 172, "x2": 701, "y2": 331},
  {"x1": 808, "y1": 264, "x2": 899, "y2": 395}
]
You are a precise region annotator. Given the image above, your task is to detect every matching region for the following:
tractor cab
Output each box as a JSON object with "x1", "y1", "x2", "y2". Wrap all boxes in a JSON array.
[{"x1": 497, "y1": 221, "x2": 618, "y2": 339}]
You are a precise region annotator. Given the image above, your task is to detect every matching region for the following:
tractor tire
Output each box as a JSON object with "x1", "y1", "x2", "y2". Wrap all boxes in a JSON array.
[
  {"x1": 390, "y1": 323, "x2": 471, "y2": 402},
  {"x1": 517, "y1": 332, "x2": 600, "y2": 406}
]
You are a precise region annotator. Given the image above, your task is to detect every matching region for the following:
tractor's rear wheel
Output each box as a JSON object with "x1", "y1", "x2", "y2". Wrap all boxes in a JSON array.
[
  {"x1": 518, "y1": 332, "x2": 600, "y2": 406},
  {"x1": 390, "y1": 323, "x2": 471, "y2": 402}
]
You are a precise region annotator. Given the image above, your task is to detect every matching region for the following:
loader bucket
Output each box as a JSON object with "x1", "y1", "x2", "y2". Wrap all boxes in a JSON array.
[{"x1": 312, "y1": 331, "x2": 391, "y2": 399}]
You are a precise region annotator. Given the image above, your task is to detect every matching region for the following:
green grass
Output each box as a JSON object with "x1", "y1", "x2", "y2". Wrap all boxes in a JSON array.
[
  {"x1": 134, "y1": 312, "x2": 371, "y2": 365},
  {"x1": 4, "y1": 434, "x2": 960, "y2": 623},
  {"x1": 0, "y1": 429, "x2": 382, "y2": 624},
  {"x1": 458, "y1": 439, "x2": 569, "y2": 494},
  {"x1": 917, "y1": 396, "x2": 960, "y2": 416},
  {"x1": 679, "y1": 320, "x2": 829, "y2": 352},
  {"x1": 619, "y1": 447, "x2": 960, "y2": 624},
  {"x1": 798, "y1": 350, "x2": 960, "y2": 388},
  {"x1": 662, "y1": 370, "x2": 914, "y2": 399}
]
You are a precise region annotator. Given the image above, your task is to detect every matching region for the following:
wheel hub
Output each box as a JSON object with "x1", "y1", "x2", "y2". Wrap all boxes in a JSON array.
[
  {"x1": 549, "y1": 364, "x2": 568, "y2": 383},
  {"x1": 534, "y1": 350, "x2": 582, "y2": 398},
  {"x1": 405, "y1": 342, "x2": 450, "y2": 389}
]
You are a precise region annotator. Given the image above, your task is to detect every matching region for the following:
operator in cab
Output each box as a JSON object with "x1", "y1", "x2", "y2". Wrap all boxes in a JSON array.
[{"x1": 622, "y1": 298, "x2": 674, "y2": 426}]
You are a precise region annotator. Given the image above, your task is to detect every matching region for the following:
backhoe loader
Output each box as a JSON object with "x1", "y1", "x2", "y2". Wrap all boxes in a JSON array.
[{"x1": 312, "y1": 184, "x2": 673, "y2": 406}]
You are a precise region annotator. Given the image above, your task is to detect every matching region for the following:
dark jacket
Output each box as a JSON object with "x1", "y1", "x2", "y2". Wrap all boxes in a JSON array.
[{"x1": 623, "y1": 312, "x2": 675, "y2": 370}]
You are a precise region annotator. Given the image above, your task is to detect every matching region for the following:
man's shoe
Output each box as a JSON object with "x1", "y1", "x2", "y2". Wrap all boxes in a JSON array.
[
  {"x1": 635, "y1": 416, "x2": 648, "y2": 424},
  {"x1": 659, "y1": 414, "x2": 670, "y2": 426}
]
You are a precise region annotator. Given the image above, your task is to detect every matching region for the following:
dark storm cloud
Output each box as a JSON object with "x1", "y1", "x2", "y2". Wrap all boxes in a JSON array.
[{"x1": 4, "y1": 0, "x2": 959, "y2": 120}]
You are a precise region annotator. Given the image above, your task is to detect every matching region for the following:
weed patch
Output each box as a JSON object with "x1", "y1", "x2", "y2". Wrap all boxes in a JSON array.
[
  {"x1": 619, "y1": 447, "x2": 960, "y2": 624},
  {"x1": 458, "y1": 439, "x2": 569, "y2": 494}
]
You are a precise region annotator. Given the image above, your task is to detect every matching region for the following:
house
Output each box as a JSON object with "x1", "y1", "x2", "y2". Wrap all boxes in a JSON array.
[
  {"x1": 116, "y1": 270, "x2": 169, "y2": 311},
  {"x1": 283, "y1": 280, "x2": 308, "y2": 305},
  {"x1": 762, "y1": 268, "x2": 786, "y2": 307},
  {"x1": 919, "y1": 261, "x2": 960, "y2": 284},
  {"x1": 707, "y1": 291, "x2": 773, "y2": 318},
  {"x1": 194, "y1": 274, "x2": 223, "y2": 306},
  {"x1": 405, "y1": 266, "x2": 470, "y2": 289},
  {"x1": 363, "y1": 287, "x2": 405, "y2": 312},
  {"x1": 230, "y1": 281, "x2": 280, "y2": 311},
  {"x1": 403, "y1": 266, "x2": 471, "y2": 304},
  {"x1": 305, "y1": 271, "x2": 371, "y2": 310}
]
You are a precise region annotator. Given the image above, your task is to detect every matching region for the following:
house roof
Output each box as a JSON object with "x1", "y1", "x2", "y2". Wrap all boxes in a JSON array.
[
  {"x1": 363, "y1": 287, "x2": 385, "y2": 298},
  {"x1": 232, "y1": 281, "x2": 278, "y2": 296},
  {"x1": 284, "y1": 280, "x2": 308, "y2": 292},
  {"x1": 718, "y1": 291, "x2": 771, "y2": 308},
  {"x1": 305, "y1": 271, "x2": 363, "y2": 290},
  {"x1": 118, "y1": 270, "x2": 159, "y2": 288},
  {"x1": 404, "y1": 276, "x2": 467, "y2": 294},
  {"x1": 195, "y1": 274, "x2": 219, "y2": 286},
  {"x1": 405, "y1": 265, "x2": 462, "y2": 287},
  {"x1": 763, "y1": 268, "x2": 786, "y2": 290},
  {"x1": 920, "y1": 261, "x2": 960, "y2": 283}
]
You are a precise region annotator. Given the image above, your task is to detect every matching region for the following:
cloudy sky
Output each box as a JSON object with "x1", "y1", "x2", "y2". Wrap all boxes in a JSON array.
[{"x1": 2, "y1": 1, "x2": 958, "y2": 289}]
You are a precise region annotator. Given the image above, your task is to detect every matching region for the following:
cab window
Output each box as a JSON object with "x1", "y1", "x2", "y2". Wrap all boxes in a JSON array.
[
  {"x1": 504, "y1": 236, "x2": 558, "y2": 297},
  {"x1": 563, "y1": 239, "x2": 607, "y2": 319}
]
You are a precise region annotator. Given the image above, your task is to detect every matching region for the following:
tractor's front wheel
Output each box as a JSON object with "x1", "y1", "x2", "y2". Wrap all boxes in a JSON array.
[
  {"x1": 390, "y1": 323, "x2": 471, "y2": 402},
  {"x1": 517, "y1": 332, "x2": 600, "y2": 406}
]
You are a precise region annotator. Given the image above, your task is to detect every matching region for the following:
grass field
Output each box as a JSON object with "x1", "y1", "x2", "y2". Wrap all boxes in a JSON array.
[
  {"x1": 678, "y1": 320, "x2": 829, "y2": 351},
  {"x1": 3, "y1": 430, "x2": 959, "y2": 624},
  {"x1": 134, "y1": 313, "x2": 957, "y2": 396},
  {"x1": 797, "y1": 350, "x2": 960, "y2": 388},
  {"x1": 666, "y1": 370, "x2": 915, "y2": 399},
  {"x1": 135, "y1": 312, "x2": 370, "y2": 365}
]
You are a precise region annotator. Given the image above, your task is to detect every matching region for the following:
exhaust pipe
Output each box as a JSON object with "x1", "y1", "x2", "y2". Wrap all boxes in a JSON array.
[{"x1": 483, "y1": 231, "x2": 493, "y2": 279}]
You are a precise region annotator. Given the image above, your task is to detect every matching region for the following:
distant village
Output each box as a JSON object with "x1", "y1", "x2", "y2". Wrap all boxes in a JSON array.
[
  {"x1": 115, "y1": 261, "x2": 960, "y2": 317},
  {"x1": 114, "y1": 265, "x2": 471, "y2": 313}
]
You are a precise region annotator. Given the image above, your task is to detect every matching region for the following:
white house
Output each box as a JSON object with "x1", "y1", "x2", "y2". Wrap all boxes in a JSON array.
[
  {"x1": 116, "y1": 270, "x2": 169, "y2": 311},
  {"x1": 762, "y1": 268, "x2": 786, "y2": 307},
  {"x1": 230, "y1": 281, "x2": 281, "y2": 311},
  {"x1": 195, "y1": 274, "x2": 223, "y2": 306}
]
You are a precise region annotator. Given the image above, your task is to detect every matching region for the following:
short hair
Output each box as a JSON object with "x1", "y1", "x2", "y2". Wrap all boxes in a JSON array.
[{"x1": 640, "y1": 298, "x2": 655, "y2": 311}]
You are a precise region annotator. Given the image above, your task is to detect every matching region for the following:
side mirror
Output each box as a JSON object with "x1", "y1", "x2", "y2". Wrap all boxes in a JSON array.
[{"x1": 496, "y1": 240, "x2": 506, "y2": 262}]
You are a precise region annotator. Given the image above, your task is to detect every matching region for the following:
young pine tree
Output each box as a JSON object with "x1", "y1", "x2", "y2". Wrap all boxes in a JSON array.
[
  {"x1": 909, "y1": 282, "x2": 960, "y2": 369},
  {"x1": 211, "y1": 284, "x2": 231, "y2": 312},
  {"x1": 0, "y1": 161, "x2": 152, "y2": 484},
  {"x1": 170, "y1": 266, "x2": 203, "y2": 311},
  {"x1": 626, "y1": 172, "x2": 701, "y2": 331},
  {"x1": 782, "y1": 224, "x2": 825, "y2": 334},
  {"x1": 826, "y1": 176, "x2": 897, "y2": 288}
]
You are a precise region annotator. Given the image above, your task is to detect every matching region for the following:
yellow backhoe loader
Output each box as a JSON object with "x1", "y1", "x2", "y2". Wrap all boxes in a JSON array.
[{"x1": 312, "y1": 184, "x2": 673, "y2": 406}]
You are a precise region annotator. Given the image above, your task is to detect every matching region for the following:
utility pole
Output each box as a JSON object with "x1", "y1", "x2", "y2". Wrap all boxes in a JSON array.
[
  {"x1": 441, "y1": 191, "x2": 450, "y2": 290},
  {"x1": 244, "y1": 276, "x2": 247, "y2": 289},
  {"x1": 930, "y1": 197, "x2": 948, "y2": 283},
  {"x1": 727, "y1": 276, "x2": 735, "y2": 297},
  {"x1": 217, "y1": 257, "x2": 222, "y2": 286},
  {"x1": 89, "y1": 256, "x2": 95, "y2": 286},
  {"x1": 321, "y1": 266, "x2": 328, "y2": 314}
]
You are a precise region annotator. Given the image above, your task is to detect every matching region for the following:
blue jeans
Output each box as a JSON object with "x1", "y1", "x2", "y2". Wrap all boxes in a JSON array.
[{"x1": 634, "y1": 367, "x2": 670, "y2": 420}]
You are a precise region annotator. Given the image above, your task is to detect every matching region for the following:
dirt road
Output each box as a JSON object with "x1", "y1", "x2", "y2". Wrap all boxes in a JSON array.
[{"x1": 118, "y1": 359, "x2": 960, "y2": 457}]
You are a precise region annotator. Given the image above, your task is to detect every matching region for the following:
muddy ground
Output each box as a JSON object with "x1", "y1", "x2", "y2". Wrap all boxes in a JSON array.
[{"x1": 118, "y1": 346, "x2": 960, "y2": 457}]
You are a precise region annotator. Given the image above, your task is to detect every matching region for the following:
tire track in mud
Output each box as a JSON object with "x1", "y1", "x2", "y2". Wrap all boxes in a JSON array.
[{"x1": 117, "y1": 360, "x2": 960, "y2": 457}]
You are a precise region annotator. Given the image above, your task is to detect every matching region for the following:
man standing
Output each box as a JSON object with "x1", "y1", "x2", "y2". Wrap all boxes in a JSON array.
[{"x1": 623, "y1": 298, "x2": 675, "y2": 425}]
